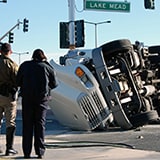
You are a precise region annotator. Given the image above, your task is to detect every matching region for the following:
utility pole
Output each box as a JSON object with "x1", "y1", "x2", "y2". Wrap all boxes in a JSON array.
[
  {"x1": 68, "y1": 0, "x2": 75, "y2": 49},
  {"x1": 0, "y1": 20, "x2": 22, "y2": 42},
  {"x1": 0, "y1": 18, "x2": 29, "y2": 43}
]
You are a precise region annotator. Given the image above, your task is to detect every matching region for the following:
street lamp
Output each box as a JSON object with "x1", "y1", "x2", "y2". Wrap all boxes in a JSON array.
[
  {"x1": 84, "y1": 20, "x2": 111, "y2": 47},
  {"x1": 13, "y1": 52, "x2": 29, "y2": 64}
]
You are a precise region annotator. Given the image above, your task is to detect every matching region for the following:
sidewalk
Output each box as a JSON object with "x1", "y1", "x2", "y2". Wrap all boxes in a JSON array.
[{"x1": 1, "y1": 134, "x2": 160, "y2": 160}]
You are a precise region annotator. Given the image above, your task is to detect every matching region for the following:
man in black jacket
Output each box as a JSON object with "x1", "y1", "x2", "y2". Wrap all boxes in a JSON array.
[{"x1": 17, "y1": 49, "x2": 57, "y2": 159}]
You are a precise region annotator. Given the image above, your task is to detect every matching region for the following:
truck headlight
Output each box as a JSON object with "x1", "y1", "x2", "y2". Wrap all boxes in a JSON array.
[
  {"x1": 75, "y1": 67, "x2": 85, "y2": 78},
  {"x1": 75, "y1": 67, "x2": 92, "y2": 87}
]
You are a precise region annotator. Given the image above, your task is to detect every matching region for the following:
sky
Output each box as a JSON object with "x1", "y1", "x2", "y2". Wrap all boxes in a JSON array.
[{"x1": 0, "y1": 0, "x2": 160, "y2": 64}]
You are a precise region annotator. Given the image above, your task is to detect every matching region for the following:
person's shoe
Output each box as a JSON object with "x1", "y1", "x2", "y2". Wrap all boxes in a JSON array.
[
  {"x1": 24, "y1": 155, "x2": 30, "y2": 158},
  {"x1": 37, "y1": 155, "x2": 44, "y2": 159},
  {"x1": 0, "y1": 147, "x2": 3, "y2": 154},
  {"x1": 5, "y1": 148, "x2": 18, "y2": 156}
]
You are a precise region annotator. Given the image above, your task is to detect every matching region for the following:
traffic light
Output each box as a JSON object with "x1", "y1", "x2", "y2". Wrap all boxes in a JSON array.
[
  {"x1": 75, "y1": 20, "x2": 85, "y2": 47},
  {"x1": 23, "y1": 18, "x2": 29, "y2": 32},
  {"x1": 2, "y1": 0, "x2": 7, "y2": 3},
  {"x1": 60, "y1": 22, "x2": 69, "y2": 48},
  {"x1": 8, "y1": 32, "x2": 14, "y2": 43},
  {"x1": 144, "y1": 0, "x2": 155, "y2": 9},
  {"x1": 0, "y1": 43, "x2": 2, "y2": 50},
  {"x1": 59, "y1": 20, "x2": 85, "y2": 48}
]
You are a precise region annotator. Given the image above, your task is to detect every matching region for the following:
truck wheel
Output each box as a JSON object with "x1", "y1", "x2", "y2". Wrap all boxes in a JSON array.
[
  {"x1": 129, "y1": 110, "x2": 158, "y2": 128},
  {"x1": 101, "y1": 39, "x2": 133, "y2": 56},
  {"x1": 148, "y1": 46, "x2": 160, "y2": 54}
]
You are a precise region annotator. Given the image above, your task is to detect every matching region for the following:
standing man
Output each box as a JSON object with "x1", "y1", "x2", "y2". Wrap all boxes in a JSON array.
[
  {"x1": 17, "y1": 49, "x2": 57, "y2": 159},
  {"x1": 0, "y1": 43, "x2": 18, "y2": 156}
]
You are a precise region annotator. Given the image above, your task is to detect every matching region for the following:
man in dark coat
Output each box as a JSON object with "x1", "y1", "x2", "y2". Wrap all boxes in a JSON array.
[{"x1": 17, "y1": 49, "x2": 57, "y2": 159}]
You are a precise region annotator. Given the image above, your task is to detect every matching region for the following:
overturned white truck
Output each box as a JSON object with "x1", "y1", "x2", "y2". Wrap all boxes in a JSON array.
[{"x1": 48, "y1": 39, "x2": 159, "y2": 131}]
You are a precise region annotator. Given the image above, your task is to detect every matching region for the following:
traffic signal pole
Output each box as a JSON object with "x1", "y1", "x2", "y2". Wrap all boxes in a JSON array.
[
  {"x1": 68, "y1": 0, "x2": 75, "y2": 49},
  {"x1": 0, "y1": 20, "x2": 22, "y2": 42}
]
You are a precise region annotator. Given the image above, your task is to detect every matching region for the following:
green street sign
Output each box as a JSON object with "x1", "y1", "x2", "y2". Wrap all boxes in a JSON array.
[{"x1": 84, "y1": 0, "x2": 130, "y2": 12}]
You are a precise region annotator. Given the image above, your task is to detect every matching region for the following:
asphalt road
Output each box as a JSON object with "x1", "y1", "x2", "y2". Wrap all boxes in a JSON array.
[
  {"x1": 45, "y1": 124, "x2": 160, "y2": 153},
  {"x1": 1, "y1": 108, "x2": 160, "y2": 153}
]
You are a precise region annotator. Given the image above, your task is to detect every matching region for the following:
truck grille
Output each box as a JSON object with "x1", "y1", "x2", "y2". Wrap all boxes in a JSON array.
[
  {"x1": 78, "y1": 91, "x2": 107, "y2": 129},
  {"x1": 91, "y1": 91, "x2": 108, "y2": 119}
]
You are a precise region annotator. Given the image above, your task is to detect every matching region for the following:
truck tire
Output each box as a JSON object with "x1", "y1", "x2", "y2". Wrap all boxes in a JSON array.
[
  {"x1": 101, "y1": 39, "x2": 133, "y2": 56},
  {"x1": 129, "y1": 110, "x2": 158, "y2": 128},
  {"x1": 148, "y1": 46, "x2": 160, "y2": 54}
]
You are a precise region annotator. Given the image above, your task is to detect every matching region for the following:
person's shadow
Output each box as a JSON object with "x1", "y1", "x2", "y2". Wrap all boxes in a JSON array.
[{"x1": 0, "y1": 154, "x2": 39, "y2": 159}]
